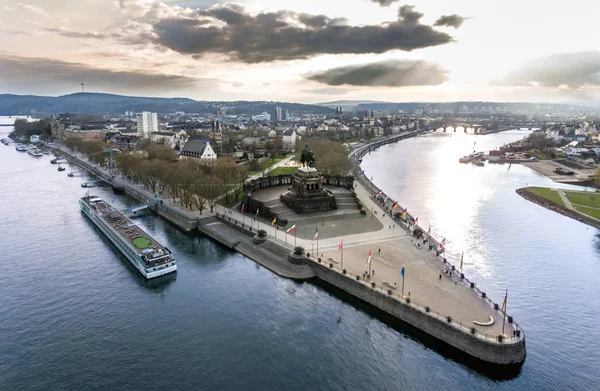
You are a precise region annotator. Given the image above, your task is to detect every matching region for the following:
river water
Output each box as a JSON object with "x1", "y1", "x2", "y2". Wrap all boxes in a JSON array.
[{"x1": 1, "y1": 119, "x2": 599, "y2": 390}]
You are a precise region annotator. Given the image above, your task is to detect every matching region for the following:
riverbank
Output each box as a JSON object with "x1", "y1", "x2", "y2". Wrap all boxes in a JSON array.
[
  {"x1": 52, "y1": 136, "x2": 525, "y2": 369},
  {"x1": 517, "y1": 187, "x2": 600, "y2": 229}
]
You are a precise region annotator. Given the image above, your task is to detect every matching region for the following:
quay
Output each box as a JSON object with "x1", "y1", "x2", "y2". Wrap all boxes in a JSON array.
[{"x1": 50, "y1": 134, "x2": 525, "y2": 369}]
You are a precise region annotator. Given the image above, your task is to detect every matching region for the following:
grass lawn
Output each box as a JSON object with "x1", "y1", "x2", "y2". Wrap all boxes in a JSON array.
[
  {"x1": 564, "y1": 191, "x2": 600, "y2": 209},
  {"x1": 526, "y1": 187, "x2": 565, "y2": 207},
  {"x1": 267, "y1": 166, "x2": 298, "y2": 176},
  {"x1": 573, "y1": 205, "x2": 600, "y2": 220},
  {"x1": 532, "y1": 151, "x2": 555, "y2": 160}
]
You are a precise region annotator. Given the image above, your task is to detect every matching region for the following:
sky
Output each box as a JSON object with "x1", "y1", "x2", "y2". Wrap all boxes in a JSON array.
[{"x1": 0, "y1": 0, "x2": 599, "y2": 104}]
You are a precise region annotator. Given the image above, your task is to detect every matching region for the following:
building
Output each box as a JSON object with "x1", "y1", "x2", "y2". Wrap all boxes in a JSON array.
[
  {"x1": 179, "y1": 138, "x2": 217, "y2": 160},
  {"x1": 271, "y1": 106, "x2": 283, "y2": 122},
  {"x1": 136, "y1": 111, "x2": 158, "y2": 138},
  {"x1": 282, "y1": 128, "x2": 297, "y2": 151}
]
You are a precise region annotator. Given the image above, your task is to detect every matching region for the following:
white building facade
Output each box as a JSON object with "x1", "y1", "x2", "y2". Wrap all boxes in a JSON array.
[{"x1": 136, "y1": 111, "x2": 158, "y2": 138}]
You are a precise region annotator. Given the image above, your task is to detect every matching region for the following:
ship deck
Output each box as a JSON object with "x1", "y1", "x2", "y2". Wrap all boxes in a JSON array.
[{"x1": 85, "y1": 197, "x2": 170, "y2": 263}]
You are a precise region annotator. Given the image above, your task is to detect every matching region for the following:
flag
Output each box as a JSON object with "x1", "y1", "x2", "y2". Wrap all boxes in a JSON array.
[
  {"x1": 401, "y1": 208, "x2": 407, "y2": 218},
  {"x1": 460, "y1": 252, "x2": 464, "y2": 269},
  {"x1": 256, "y1": 209, "x2": 259, "y2": 216},
  {"x1": 375, "y1": 190, "x2": 383, "y2": 198},
  {"x1": 241, "y1": 204, "x2": 245, "y2": 213},
  {"x1": 360, "y1": 169, "x2": 365, "y2": 176},
  {"x1": 370, "y1": 176, "x2": 373, "y2": 181},
  {"x1": 424, "y1": 226, "x2": 431, "y2": 243},
  {"x1": 413, "y1": 216, "x2": 419, "y2": 226},
  {"x1": 286, "y1": 224, "x2": 296, "y2": 234},
  {"x1": 366, "y1": 250, "x2": 372, "y2": 264},
  {"x1": 438, "y1": 237, "x2": 446, "y2": 252},
  {"x1": 338, "y1": 240, "x2": 343, "y2": 250},
  {"x1": 391, "y1": 201, "x2": 398, "y2": 210},
  {"x1": 501, "y1": 290, "x2": 507, "y2": 312},
  {"x1": 401, "y1": 265, "x2": 405, "y2": 279},
  {"x1": 384, "y1": 196, "x2": 389, "y2": 203},
  {"x1": 272, "y1": 217, "x2": 277, "y2": 226},
  {"x1": 313, "y1": 230, "x2": 319, "y2": 241}
]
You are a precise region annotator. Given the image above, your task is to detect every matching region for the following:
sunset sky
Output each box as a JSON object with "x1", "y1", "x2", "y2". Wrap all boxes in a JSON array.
[{"x1": 1, "y1": 0, "x2": 599, "y2": 103}]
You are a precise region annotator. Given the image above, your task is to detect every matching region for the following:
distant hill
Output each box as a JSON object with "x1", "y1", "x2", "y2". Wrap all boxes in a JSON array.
[{"x1": 0, "y1": 93, "x2": 333, "y2": 116}]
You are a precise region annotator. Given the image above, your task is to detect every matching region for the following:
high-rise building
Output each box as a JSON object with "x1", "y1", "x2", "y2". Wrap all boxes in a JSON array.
[
  {"x1": 271, "y1": 106, "x2": 283, "y2": 122},
  {"x1": 136, "y1": 111, "x2": 158, "y2": 137}
]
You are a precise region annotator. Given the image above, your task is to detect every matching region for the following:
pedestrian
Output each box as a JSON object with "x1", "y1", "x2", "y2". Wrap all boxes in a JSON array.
[
  {"x1": 439, "y1": 274, "x2": 442, "y2": 279},
  {"x1": 372, "y1": 270, "x2": 375, "y2": 276},
  {"x1": 378, "y1": 248, "x2": 381, "y2": 254}
]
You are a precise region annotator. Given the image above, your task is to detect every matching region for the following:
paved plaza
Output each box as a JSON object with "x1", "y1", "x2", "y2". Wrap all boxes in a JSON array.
[{"x1": 232, "y1": 176, "x2": 516, "y2": 337}]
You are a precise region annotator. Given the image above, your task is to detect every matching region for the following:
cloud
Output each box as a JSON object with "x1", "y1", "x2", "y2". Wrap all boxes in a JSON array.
[
  {"x1": 44, "y1": 27, "x2": 107, "y2": 39},
  {"x1": 0, "y1": 54, "x2": 216, "y2": 94},
  {"x1": 305, "y1": 59, "x2": 448, "y2": 87},
  {"x1": 303, "y1": 88, "x2": 350, "y2": 95},
  {"x1": 149, "y1": 4, "x2": 457, "y2": 63},
  {"x1": 17, "y1": 2, "x2": 51, "y2": 18},
  {"x1": 494, "y1": 51, "x2": 600, "y2": 88},
  {"x1": 370, "y1": 0, "x2": 399, "y2": 7},
  {"x1": 433, "y1": 14, "x2": 466, "y2": 29}
]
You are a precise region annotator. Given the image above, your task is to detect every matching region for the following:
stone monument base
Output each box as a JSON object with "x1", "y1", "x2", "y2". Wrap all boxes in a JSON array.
[{"x1": 280, "y1": 167, "x2": 337, "y2": 214}]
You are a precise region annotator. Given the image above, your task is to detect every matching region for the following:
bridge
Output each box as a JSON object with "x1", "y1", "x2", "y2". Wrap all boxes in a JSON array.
[{"x1": 121, "y1": 193, "x2": 163, "y2": 216}]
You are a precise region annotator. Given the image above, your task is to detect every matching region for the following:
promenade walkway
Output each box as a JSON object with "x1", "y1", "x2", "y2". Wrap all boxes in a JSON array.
[{"x1": 219, "y1": 179, "x2": 516, "y2": 338}]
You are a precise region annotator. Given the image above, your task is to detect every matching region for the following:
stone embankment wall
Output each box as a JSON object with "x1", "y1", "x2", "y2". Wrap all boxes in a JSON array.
[{"x1": 310, "y1": 261, "x2": 526, "y2": 365}]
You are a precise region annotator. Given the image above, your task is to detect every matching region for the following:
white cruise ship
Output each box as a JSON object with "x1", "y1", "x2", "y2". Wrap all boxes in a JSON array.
[{"x1": 79, "y1": 195, "x2": 177, "y2": 279}]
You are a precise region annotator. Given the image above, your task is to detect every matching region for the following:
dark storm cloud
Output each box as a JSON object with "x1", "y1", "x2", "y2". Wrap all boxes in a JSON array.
[
  {"x1": 370, "y1": 0, "x2": 400, "y2": 7},
  {"x1": 0, "y1": 54, "x2": 215, "y2": 94},
  {"x1": 151, "y1": 4, "x2": 458, "y2": 63},
  {"x1": 306, "y1": 60, "x2": 448, "y2": 87},
  {"x1": 433, "y1": 14, "x2": 466, "y2": 29},
  {"x1": 495, "y1": 52, "x2": 600, "y2": 88}
]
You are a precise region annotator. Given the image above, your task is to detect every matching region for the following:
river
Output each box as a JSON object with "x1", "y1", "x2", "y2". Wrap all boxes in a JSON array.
[{"x1": 1, "y1": 119, "x2": 599, "y2": 390}]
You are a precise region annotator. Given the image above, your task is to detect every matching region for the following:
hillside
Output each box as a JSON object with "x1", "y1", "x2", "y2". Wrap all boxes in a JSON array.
[{"x1": 0, "y1": 93, "x2": 333, "y2": 116}]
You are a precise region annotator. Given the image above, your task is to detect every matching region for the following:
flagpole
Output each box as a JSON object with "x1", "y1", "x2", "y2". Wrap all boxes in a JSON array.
[
  {"x1": 294, "y1": 228, "x2": 297, "y2": 246},
  {"x1": 316, "y1": 229, "x2": 319, "y2": 258},
  {"x1": 341, "y1": 246, "x2": 343, "y2": 269},
  {"x1": 402, "y1": 271, "x2": 405, "y2": 297},
  {"x1": 368, "y1": 250, "x2": 372, "y2": 278},
  {"x1": 502, "y1": 289, "x2": 508, "y2": 336},
  {"x1": 311, "y1": 241, "x2": 314, "y2": 256}
]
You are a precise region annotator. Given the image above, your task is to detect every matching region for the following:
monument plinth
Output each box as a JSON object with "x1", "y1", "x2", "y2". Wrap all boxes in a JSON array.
[{"x1": 280, "y1": 167, "x2": 337, "y2": 213}]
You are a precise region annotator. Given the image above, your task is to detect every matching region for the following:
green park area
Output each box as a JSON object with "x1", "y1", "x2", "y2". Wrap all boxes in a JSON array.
[
  {"x1": 267, "y1": 166, "x2": 298, "y2": 176},
  {"x1": 563, "y1": 191, "x2": 600, "y2": 209},
  {"x1": 526, "y1": 187, "x2": 565, "y2": 207},
  {"x1": 526, "y1": 187, "x2": 600, "y2": 221},
  {"x1": 572, "y1": 205, "x2": 600, "y2": 220}
]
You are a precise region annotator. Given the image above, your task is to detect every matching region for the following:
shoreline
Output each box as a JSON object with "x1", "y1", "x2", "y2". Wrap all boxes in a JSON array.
[
  {"x1": 516, "y1": 188, "x2": 600, "y2": 230},
  {"x1": 50, "y1": 137, "x2": 525, "y2": 370}
]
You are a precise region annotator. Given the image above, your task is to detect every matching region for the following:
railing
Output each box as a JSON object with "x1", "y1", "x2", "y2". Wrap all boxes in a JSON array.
[
  {"x1": 350, "y1": 131, "x2": 525, "y2": 342},
  {"x1": 307, "y1": 256, "x2": 524, "y2": 344},
  {"x1": 217, "y1": 204, "x2": 523, "y2": 344}
]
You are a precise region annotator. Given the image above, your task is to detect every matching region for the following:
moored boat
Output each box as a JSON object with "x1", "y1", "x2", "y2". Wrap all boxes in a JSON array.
[
  {"x1": 79, "y1": 195, "x2": 177, "y2": 279},
  {"x1": 27, "y1": 145, "x2": 43, "y2": 157},
  {"x1": 15, "y1": 143, "x2": 27, "y2": 152}
]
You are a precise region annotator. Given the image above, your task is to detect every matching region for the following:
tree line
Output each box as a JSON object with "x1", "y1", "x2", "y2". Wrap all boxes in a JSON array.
[{"x1": 114, "y1": 145, "x2": 247, "y2": 213}]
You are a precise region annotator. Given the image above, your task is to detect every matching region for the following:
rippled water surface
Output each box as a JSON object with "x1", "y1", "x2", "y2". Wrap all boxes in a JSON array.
[{"x1": 1, "y1": 120, "x2": 599, "y2": 390}]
